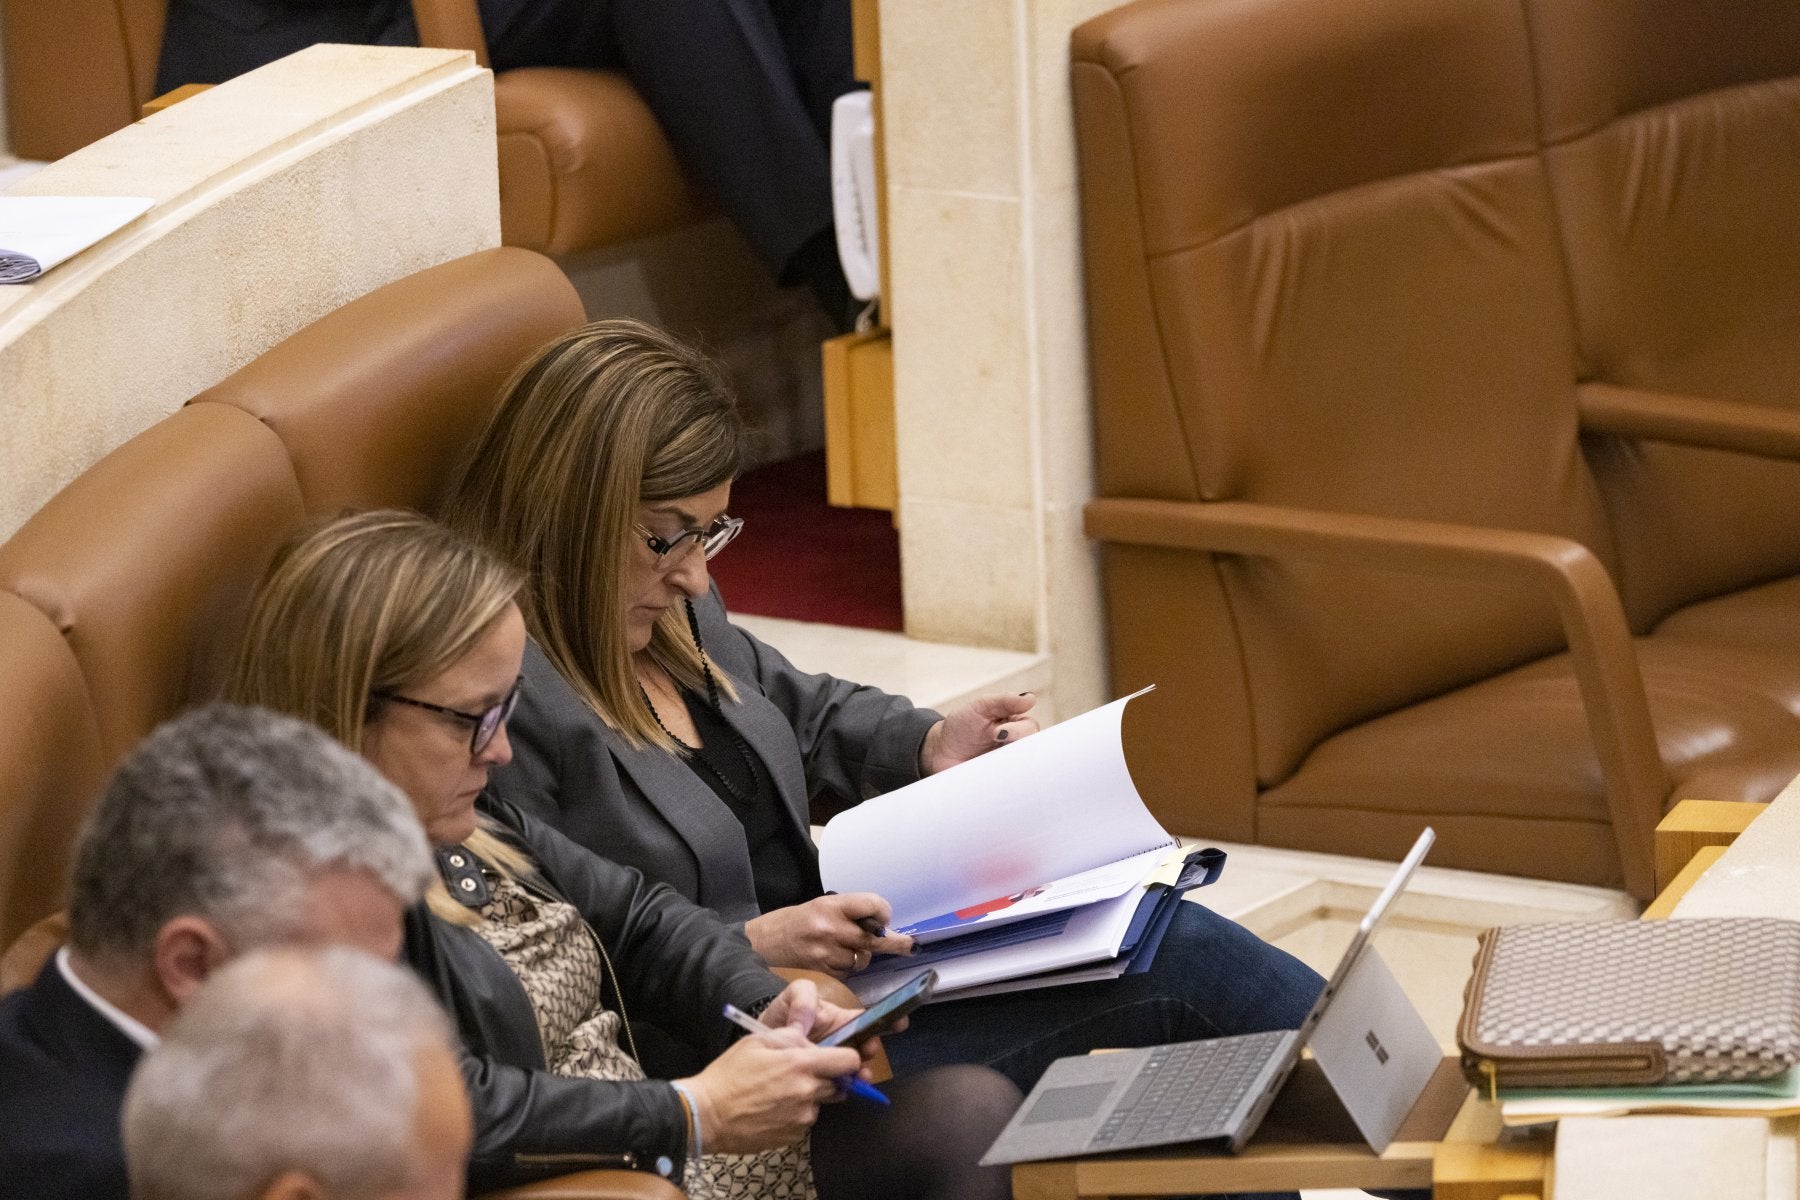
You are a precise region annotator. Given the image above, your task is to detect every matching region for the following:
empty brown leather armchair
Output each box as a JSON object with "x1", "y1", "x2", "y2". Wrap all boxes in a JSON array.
[
  {"x1": 1071, "y1": 0, "x2": 1800, "y2": 900},
  {"x1": 1526, "y1": 0, "x2": 1800, "y2": 656}
]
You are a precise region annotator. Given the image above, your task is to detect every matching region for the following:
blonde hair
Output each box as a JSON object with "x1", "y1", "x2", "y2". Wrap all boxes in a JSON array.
[
  {"x1": 227, "y1": 510, "x2": 534, "y2": 925},
  {"x1": 445, "y1": 318, "x2": 746, "y2": 751}
]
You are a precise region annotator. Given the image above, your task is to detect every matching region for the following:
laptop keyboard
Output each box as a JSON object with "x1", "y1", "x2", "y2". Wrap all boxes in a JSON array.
[{"x1": 1090, "y1": 1030, "x2": 1291, "y2": 1149}]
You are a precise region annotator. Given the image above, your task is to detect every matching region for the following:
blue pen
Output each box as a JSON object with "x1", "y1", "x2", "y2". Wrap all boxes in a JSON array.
[{"x1": 721, "y1": 1003, "x2": 891, "y2": 1106}]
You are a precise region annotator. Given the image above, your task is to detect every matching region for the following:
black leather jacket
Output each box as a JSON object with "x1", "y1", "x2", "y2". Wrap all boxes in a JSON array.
[{"x1": 403, "y1": 795, "x2": 786, "y2": 1192}]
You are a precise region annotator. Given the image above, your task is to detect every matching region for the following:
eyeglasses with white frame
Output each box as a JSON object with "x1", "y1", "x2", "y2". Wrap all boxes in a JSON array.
[{"x1": 633, "y1": 514, "x2": 745, "y2": 568}]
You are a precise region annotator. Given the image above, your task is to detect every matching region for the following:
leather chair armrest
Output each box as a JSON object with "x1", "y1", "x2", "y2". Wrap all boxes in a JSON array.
[
  {"x1": 1577, "y1": 381, "x2": 1800, "y2": 461},
  {"x1": 1085, "y1": 496, "x2": 1666, "y2": 898},
  {"x1": 410, "y1": 0, "x2": 490, "y2": 66},
  {"x1": 474, "y1": 1173, "x2": 683, "y2": 1200}
]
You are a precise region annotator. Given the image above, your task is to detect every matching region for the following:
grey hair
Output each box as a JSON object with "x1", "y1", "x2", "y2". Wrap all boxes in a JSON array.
[
  {"x1": 67, "y1": 703, "x2": 432, "y2": 961},
  {"x1": 122, "y1": 946, "x2": 457, "y2": 1200}
]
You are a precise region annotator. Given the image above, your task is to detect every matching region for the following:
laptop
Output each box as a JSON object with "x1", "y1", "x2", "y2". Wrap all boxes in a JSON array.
[{"x1": 980, "y1": 828, "x2": 1440, "y2": 1166}]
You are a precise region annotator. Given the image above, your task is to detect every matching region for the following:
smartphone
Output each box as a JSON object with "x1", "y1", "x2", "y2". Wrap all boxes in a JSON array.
[{"x1": 817, "y1": 969, "x2": 937, "y2": 1047}]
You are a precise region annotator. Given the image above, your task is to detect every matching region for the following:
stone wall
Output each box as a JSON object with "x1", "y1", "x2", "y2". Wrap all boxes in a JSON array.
[{"x1": 881, "y1": 0, "x2": 1124, "y2": 719}]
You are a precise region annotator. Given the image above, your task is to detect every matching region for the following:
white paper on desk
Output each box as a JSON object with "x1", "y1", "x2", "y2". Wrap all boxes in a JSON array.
[
  {"x1": 0, "y1": 196, "x2": 155, "y2": 283},
  {"x1": 818, "y1": 687, "x2": 1171, "y2": 931},
  {"x1": 848, "y1": 884, "x2": 1145, "y2": 1004}
]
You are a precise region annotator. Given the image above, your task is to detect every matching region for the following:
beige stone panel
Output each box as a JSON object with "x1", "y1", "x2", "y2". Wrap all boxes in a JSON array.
[
  {"x1": 1022, "y1": 0, "x2": 1123, "y2": 199},
  {"x1": 0, "y1": 47, "x2": 497, "y2": 537},
  {"x1": 899, "y1": 496, "x2": 1039, "y2": 652},
  {"x1": 1026, "y1": 185, "x2": 1098, "y2": 509},
  {"x1": 877, "y1": 0, "x2": 1021, "y2": 198},
  {"x1": 888, "y1": 186, "x2": 1034, "y2": 507},
  {"x1": 1042, "y1": 498, "x2": 1108, "y2": 717}
]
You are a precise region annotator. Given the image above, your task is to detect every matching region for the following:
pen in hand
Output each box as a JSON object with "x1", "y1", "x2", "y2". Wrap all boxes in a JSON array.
[
  {"x1": 721, "y1": 1003, "x2": 890, "y2": 1106},
  {"x1": 821, "y1": 890, "x2": 887, "y2": 938}
]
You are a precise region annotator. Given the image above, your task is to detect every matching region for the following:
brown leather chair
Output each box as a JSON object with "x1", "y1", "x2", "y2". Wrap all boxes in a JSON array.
[
  {"x1": 0, "y1": 600, "x2": 104, "y2": 950},
  {"x1": 1, "y1": 0, "x2": 708, "y2": 258},
  {"x1": 0, "y1": 247, "x2": 581, "y2": 930},
  {"x1": 1071, "y1": 0, "x2": 1800, "y2": 900},
  {"x1": 186, "y1": 247, "x2": 583, "y2": 512},
  {"x1": 1526, "y1": 0, "x2": 1800, "y2": 654}
]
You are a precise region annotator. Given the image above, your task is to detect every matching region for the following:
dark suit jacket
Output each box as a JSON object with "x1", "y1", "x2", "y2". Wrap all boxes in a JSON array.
[
  {"x1": 0, "y1": 960, "x2": 144, "y2": 1200},
  {"x1": 490, "y1": 588, "x2": 940, "y2": 925},
  {"x1": 158, "y1": 1, "x2": 414, "y2": 92}
]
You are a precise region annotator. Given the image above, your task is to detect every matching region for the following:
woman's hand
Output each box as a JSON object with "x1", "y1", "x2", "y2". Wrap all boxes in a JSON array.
[
  {"x1": 761, "y1": 978, "x2": 895, "y2": 1065},
  {"x1": 679, "y1": 1026, "x2": 863, "y2": 1154},
  {"x1": 919, "y1": 693, "x2": 1040, "y2": 775},
  {"x1": 745, "y1": 894, "x2": 913, "y2": 976}
]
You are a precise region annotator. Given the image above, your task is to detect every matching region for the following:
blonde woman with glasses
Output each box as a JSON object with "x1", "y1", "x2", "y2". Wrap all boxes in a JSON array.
[
  {"x1": 443, "y1": 319, "x2": 1324, "y2": 1174},
  {"x1": 227, "y1": 510, "x2": 1017, "y2": 1200}
]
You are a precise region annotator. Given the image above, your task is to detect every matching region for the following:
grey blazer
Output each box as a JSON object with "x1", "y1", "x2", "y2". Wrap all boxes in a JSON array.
[{"x1": 490, "y1": 588, "x2": 941, "y2": 925}]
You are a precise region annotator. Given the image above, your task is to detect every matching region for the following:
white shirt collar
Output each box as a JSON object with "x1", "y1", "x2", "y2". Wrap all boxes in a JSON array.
[{"x1": 56, "y1": 945, "x2": 160, "y2": 1051}]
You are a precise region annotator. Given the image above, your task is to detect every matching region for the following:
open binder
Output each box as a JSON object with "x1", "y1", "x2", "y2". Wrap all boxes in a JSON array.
[{"x1": 818, "y1": 689, "x2": 1221, "y2": 1002}]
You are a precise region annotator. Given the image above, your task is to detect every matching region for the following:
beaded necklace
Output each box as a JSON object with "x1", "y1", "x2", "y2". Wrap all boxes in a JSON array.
[{"x1": 638, "y1": 599, "x2": 763, "y2": 806}]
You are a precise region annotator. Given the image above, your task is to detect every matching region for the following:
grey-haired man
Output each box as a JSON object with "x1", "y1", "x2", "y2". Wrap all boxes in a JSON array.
[
  {"x1": 124, "y1": 946, "x2": 471, "y2": 1200},
  {"x1": 0, "y1": 703, "x2": 432, "y2": 1200}
]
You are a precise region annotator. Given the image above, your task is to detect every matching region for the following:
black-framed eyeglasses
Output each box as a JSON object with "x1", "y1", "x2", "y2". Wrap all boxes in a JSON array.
[
  {"x1": 373, "y1": 677, "x2": 522, "y2": 755},
  {"x1": 633, "y1": 514, "x2": 745, "y2": 568}
]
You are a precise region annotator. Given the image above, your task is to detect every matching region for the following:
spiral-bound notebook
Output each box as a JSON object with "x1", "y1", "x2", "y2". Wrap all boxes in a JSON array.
[{"x1": 0, "y1": 196, "x2": 155, "y2": 283}]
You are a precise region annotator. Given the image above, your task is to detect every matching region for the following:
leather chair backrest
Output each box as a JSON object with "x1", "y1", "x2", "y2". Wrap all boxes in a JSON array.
[
  {"x1": 0, "y1": 405, "x2": 307, "y2": 764},
  {"x1": 190, "y1": 247, "x2": 585, "y2": 515},
  {"x1": 2, "y1": 0, "x2": 167, "y2": 160},
  {"x1": 1073, "y1": 0, "x2": 1617, "y2": 788},
  {"x1": 1528, "y1": 0, "x2": 1800, "y2": 629},
  {"x1": 0, "y1": 249, "x2": 582, "y2": 948},
  {"x1": 0, "y1": 599, "x2": 105, "y2": 949}
]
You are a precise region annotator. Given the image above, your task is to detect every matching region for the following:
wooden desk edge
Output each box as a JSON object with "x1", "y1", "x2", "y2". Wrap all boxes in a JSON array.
[{"x1": 1652, "y1": 798, "x2": 1762, "y2": 895}]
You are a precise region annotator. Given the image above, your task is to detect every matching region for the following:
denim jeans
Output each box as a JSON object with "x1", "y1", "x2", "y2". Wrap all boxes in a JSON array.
[{"x1": 884, "y1": 900, "x2": 1326, "y2": 1200}]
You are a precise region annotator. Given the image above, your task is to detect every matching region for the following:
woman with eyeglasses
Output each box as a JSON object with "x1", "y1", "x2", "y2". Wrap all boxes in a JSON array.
[
  {"x1": 226, "y1": 509, "x2": 1018, "y2": 1200},
  {"x1": 445, "y1": 321, "x2": 1323, "y2": 1137}
]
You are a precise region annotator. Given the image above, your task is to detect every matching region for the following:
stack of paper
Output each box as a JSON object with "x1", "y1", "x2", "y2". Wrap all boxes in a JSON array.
[
  {"x1": 0, "y1": 196, "x2": 155, "y2": 283},
  {"x1": 1500, "y1": 1068, "x2": 1800, "y2": 1127},
  {"x1": 819, "y1": 688, "x2": 1220, "y2": 1003}
]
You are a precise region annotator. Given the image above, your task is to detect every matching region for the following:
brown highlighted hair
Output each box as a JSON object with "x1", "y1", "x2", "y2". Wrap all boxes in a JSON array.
[
  {"x1": 445, "y1": 318, "x2": 746, "y2": 750},
  {"x1": 227, "y1": 509, "x2": 532, "y2": 924}
]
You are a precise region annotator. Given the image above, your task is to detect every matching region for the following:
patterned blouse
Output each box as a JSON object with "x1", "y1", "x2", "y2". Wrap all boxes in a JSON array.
[{"x1": 469, "y1": 863, "x2": 817, "y2": 1200}]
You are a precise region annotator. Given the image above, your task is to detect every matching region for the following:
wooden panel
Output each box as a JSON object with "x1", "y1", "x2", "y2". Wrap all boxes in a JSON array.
[
  {"x1": 1653, "y1": 799, "x2": 1762, "y2": 894},
  {"x1": 822, "y1": 329, "x2": 897, "y2": 511}
]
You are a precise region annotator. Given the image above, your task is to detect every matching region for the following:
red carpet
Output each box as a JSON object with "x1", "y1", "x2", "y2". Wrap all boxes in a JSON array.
[{"x1": 709, "y1": 451, "x2": 903, "y2": 631}]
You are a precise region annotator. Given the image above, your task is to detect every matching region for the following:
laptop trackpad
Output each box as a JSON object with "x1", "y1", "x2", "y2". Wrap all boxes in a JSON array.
[{"x1": 1024, "y1": 1081, "x2": 1117, "y2": 1124}]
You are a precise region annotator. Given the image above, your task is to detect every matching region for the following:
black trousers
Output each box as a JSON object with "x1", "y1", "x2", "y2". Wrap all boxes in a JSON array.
[{"x1": 158, "y1": 0, "x2": 852, "y2": 278}]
